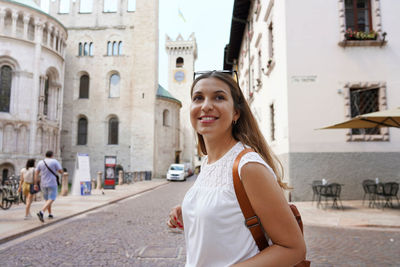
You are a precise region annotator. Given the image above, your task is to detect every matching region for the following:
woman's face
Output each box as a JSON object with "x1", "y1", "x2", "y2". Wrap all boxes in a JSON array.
[{"x1": 190, "y1": 77, "x2": 239, "y2": 141}]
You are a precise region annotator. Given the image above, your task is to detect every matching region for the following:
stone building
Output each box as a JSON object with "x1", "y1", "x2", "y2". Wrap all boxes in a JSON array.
[
  {"x1": 0, "y1": 0, "x2": 67, "y2": 182},
  {"x1": 154, "y1": 85, "x2": 181, "y2": 177},
  {"x1": 224, "y1": 0, "x2": 400, "y2": 200},
  {"x1": 165, "y1": 33, "x2": 197, "y2": 168},
  {"x1": 46, "y1": 0, "x2": 159, "y2": 179}
]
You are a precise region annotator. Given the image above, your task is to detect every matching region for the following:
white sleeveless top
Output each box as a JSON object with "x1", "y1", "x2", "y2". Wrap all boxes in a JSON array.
[
  {"x1": 182, "y1": 142, "x2": 276, "y2": 267},
  {"x1": 20, "y1": 167, "x2": 35, "y2": 184}
]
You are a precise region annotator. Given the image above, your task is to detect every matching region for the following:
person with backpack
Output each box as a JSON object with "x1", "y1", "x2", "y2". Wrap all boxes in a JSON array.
[
  {"x1": 18, "y1": 159, "x2": 36, "y2": 219},
  {"x1": 167, "y1": 71, "x2": 307, "y2": 266},
  {"x1": 34, "y1": 150, "x2": 63, "y2": 222}
]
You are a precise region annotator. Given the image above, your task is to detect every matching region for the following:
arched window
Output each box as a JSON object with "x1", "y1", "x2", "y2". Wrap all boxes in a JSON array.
[
  {"x1": 118, "y1": 41, "x2": 123, "y2": 55},
  {"x1": 0, "y1": 65, "x2": 12, "y2": 112},
  {"x1": 56, "y1": 36, "x2": 59, "y2": 51},
  {"x1": 79, "y1": 75, "x2": 89, "y2": 98},
  {"x1": 113, "y1": 41, "x2": 118, "y2": 55},
  {"x1": 77, "y1": 117, "x2": 88, "y2": 145},
  {"x1": 108, "y1": 117, "x2": 118, "y2": 144},
  {"x1": 109, "y1": 73, "x2": 120, "y2": 97},
  {"x1": 163, "y1": 109, "x2": 170, "y2": 126},
  {"x1": 42, "y1": 27, "x2": 48, "y2": 45},
  {"x1": 43, "y1": 77, "x2": 49, "y2": 116},
  {"x1": 84, "y1": 42, "x2": 89, "y2": 56},
  {"x1": 107, "y1": 41, "x2": 112, "y2": 56},
  {"x1": 79, "y1": 42, "x2": 82, "y2": 56},
  {"x1": 89, "y1": 42, "x2": 93, "y2": 56},
  {"x1": 176, "y1": 57, "x2": 184, "y2": 68},
  {"x1": 27, "y1": 18, "x2": 35, "y2": 41}
]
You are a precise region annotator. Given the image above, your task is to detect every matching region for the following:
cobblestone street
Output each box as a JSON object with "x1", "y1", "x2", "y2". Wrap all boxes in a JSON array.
[{"x1": 0, "y1": 176, "x2": 399, "y2": 266}]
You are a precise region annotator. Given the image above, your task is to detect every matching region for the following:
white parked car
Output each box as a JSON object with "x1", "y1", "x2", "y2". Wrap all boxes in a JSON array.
[{"x1": 166, "y1": 164, "x2": 185, "y2": 181}]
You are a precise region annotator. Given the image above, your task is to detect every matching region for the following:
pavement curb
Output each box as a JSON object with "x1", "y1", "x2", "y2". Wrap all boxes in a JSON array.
[{"x1": 0, "y1": 181, "x2": 169, "y2": 245}]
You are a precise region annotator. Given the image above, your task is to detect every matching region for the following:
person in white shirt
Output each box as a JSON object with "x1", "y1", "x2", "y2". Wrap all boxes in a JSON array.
[
  {"x1": 34, "y1": 150, "x2": 63, "y2": 222},
  {"x1": 167, "y1": 71, "x2": 306, "y2": 266}
]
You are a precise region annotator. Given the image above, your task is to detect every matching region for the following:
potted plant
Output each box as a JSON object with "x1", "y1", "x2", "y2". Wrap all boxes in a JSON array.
[{"x1": 345, "y1": 28, "x2": 378, "y2": 41}]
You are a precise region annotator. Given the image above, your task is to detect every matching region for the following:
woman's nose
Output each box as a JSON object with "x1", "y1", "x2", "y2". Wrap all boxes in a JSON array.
[{"x1": 201, "y1": 98, "x2": 213, "y2": 112}]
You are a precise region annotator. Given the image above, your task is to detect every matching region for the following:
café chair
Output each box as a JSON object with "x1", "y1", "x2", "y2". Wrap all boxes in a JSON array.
[
  {"x1": 362, "y1": 179, "x2": 375, "y2": 205},
  {"x1": 319, "y1": 183, "x2": 343, "y2": 209},
  {"x1": 311, "y1": 180, "x2": 322, "y2": 204},
  {"x1": 377, "y1": 182, "x2": 399, "y2": 209}
]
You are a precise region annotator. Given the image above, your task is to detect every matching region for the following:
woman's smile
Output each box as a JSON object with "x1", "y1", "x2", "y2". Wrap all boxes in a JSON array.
[{"x1": 199, "y1": 115, "x2": 219, "y2": 123}]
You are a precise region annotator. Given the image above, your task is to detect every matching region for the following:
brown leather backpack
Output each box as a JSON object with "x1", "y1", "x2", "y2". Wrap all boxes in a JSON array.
[{"x1": 233, "y1": 148, "x2": 310, "y2": 267}]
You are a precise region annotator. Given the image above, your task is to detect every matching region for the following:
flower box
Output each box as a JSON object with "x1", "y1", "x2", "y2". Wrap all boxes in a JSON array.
[{"x1": 344, "y1": 29, "x2": 378, "y2": 41}]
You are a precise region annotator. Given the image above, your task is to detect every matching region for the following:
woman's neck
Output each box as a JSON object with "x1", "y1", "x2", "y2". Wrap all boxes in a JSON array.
[{"x1": 204, "y1": 136, "x2": 238, "y2": 164}]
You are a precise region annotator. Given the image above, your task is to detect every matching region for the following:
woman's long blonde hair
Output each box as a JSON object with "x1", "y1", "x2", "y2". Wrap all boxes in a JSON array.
[{"x1": 191, "y1": 71, "x2": 288, "y2": 189}]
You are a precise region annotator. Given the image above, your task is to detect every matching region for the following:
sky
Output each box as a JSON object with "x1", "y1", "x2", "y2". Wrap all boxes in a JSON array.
[{"x1": 158, "y1": 0, "x2": 235, "y2": 90}]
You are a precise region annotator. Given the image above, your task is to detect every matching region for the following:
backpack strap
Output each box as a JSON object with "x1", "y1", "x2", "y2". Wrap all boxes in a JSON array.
[{"x1": 232, "y1": 148, "x2": 269, "y2": 251}]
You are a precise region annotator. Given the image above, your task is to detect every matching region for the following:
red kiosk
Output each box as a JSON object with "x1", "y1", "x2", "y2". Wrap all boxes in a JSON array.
[{"x1": 104, "y1": 156, "x2": 117, "y2": 189}]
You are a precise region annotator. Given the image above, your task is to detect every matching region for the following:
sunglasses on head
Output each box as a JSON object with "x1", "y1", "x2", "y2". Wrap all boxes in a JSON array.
[{"x1": 193, "y1": 70, "x2": 238, "y2": 84}]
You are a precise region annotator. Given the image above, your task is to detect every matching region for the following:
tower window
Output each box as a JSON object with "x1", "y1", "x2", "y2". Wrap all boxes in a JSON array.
[
  {"x1": 107, "y1": 41, "x2": 112, "y2": 56},
  {"x1": 77, "y1": 117, "x2": 88, "y2": 145},
  {"x1": 109, "y1": 73, "x2": 120, "y2": 98},
  {"x1": 118, "y1": 41, "x2": 123, "y2": 55},
  {"x1": 79, "y1": 42, "x2": 83, "y2": 56},
  {"x1": 89, "y1": 42, "x2": 93, "y2": 56},
  {"x1": 108, "y1": 117, "x2": 119, "y2": 144},
  {"x1": 84, "y1": 43, "x2": 89, "y2": 56},
  {"x1": 79, "y1": 75, "x2": 89, "y2": 99},
  {"x1": 43, "y1": 77, "x2": 49, "y2": 116},
  {"x1": 176, "y1": 57, "x2": 184, "y2": 68},
  {"x1": 163, "y1": 109, "x2": 170, "y2": 126},
  {"x1": 0, "y1": 65, "x2": 12, "y2": 113}
]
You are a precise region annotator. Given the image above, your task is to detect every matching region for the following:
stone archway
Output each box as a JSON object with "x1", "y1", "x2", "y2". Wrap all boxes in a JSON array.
[{"x1": 0, "y1": 162, "x2": 15, "y2": 185}]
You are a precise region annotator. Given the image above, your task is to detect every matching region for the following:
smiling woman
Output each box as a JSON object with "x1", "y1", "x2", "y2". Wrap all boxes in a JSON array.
[{"x1": 167, "y1": 71, "x2": 307, "y2": 267}]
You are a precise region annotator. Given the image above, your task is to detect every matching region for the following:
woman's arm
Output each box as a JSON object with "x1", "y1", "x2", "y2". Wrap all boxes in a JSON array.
[
  {"x1": 232, "y1": 162, "x2": 306, "y2": 267},
  {"x1": 33, "y1": 169, "x2": 40, "y2": 189},
  {"x1": 18, "y1": 171, "x2": 25, "y2": 192}
]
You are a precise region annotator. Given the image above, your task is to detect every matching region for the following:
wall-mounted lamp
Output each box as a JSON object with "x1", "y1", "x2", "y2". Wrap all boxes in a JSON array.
[{"x1": 381, "y1": 32, "x2": 387, "y2": 47}]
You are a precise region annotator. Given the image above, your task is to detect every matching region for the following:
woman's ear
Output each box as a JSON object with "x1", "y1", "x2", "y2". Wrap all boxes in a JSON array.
[{"x1": 234, "y1": 109, "x2": 240, "y2": 122}]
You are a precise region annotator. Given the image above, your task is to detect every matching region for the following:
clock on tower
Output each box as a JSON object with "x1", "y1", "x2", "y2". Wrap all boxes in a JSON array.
[{"x1": 174, "y1": 70, "x2": 185, "y2": 82}]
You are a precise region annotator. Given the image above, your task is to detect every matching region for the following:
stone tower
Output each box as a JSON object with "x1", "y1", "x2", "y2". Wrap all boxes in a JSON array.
[{"x1": 165, "y1": 33, "x2": 197, "y2": 166}]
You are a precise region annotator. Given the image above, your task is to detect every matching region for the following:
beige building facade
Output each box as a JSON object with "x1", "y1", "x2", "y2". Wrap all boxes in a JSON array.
[
  {"x1": 0, "y1": 0, "x2": 67, "y2": 181},
  {"x1": 46, "y1": 0, "x2": 159, "y2": 179},
  {"x1": 225, "y1": 0, "x2": 400, "y2": 200}
]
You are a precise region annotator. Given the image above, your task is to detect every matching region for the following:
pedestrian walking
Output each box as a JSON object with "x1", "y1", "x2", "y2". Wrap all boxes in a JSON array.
[
  {"x1": 34, "y1": 151, "x2": 63, "y2": 222},
  {"x1": 167, "y1": 71, "x2": 306, "y2": 266},
  {"x1": 18, "y1": 159, "x2": 36, "y2": 219}
]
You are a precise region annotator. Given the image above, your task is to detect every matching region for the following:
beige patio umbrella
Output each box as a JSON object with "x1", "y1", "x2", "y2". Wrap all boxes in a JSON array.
[{"x1": 320, "y1": 107, "x2": 400, "y2": 129}]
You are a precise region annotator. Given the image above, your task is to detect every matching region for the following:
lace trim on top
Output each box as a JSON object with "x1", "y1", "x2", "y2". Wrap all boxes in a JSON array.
[{"x1": 194, "y1": 142, "x2": 274, "y2": 189}]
